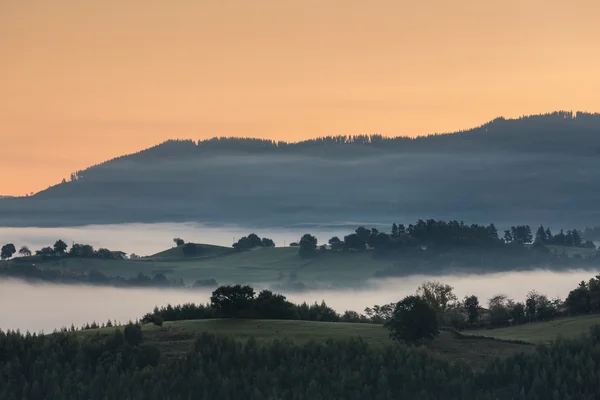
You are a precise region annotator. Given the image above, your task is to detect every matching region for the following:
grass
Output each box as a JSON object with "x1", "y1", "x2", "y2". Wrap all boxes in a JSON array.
[
  {"x1": 79, "y1": 319, "x2": 531, "y2": 367},
  {"x1": 150, "y1": 243, "x2": 234, "y2": 259},
  {"x1": 19, "y1": 246, "x2": 393, "y2": 288},
  {"x1": 468, "y1": 314, "x2": 600, "y2": 343}
]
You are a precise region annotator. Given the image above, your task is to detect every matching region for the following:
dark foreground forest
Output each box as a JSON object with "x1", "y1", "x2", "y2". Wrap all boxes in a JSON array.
[{"x1": 2, "y1": 325, "x2": 600, "y2": 400}]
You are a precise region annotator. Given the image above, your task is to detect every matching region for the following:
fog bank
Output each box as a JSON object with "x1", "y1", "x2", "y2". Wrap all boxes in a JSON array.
[
  {"x1": 0, "y1": 223, "x2": 368, "y2": 256},
  {"x1": 1, "y1": 269, "x2": 597, "y2": 333}
]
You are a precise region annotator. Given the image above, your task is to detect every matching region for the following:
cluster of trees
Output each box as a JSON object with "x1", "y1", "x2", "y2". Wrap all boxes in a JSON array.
[
  {"x1": 142, "y1": 285, "x2": 348, "y2": 326},
  {"x1": 294, "y1": 220, "x2": 595, "y2": 259},
  {"x1": 565, "y1": 275, "x2": 600, "y2": 315},
  {"x1": 0, "y1": 240, "x2": 126, "y2": 260},
  {"x1": 534, "y1": 225, "x2": 593, "y2": 247},
  {"x1": 232, "y1": 233, "x2": 275, "y2": 251},
  {"x1": 4, "y1": 322, "x2": 600, "y2": 399}
]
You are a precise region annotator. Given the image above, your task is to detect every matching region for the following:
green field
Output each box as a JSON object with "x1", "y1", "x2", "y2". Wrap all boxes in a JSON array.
[
  {"x1": 19, "y1": 246, "x2": 393, "y2": 288},
  {"x1": 80, "y1": 318, "x2": 531, "y2": 367},
  {"x1": 150, "y1": 243, "x2": 235, "y2": 259},
  {"x1": 468, "y1": 314, "x2": 600, "y2": 343}
]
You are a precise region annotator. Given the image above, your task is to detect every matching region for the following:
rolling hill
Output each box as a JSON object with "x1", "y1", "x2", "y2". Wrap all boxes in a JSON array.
[{"x1": 3, "y1": 111, "x2": 600, "y2": 228}]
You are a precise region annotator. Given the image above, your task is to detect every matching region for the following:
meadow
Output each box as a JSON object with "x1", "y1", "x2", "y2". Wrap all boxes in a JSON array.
[
  {"x1": 79, "y1": 318, "x2": 532, "y2": 368},
  {"x1": 468, "y1": 314, "x2": 600, "y2": 343},
  {"x1": 20, "y1": 246, "x2": 389, "y2": 288}
]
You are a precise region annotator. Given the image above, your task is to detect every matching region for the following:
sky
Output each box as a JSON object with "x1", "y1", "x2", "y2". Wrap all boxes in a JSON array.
[{"x1": 2, "y1": 0, "x2": 600, "y2": 196}]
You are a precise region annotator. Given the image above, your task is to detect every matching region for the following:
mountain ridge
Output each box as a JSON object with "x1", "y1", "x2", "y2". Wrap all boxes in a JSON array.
[{"x1": 2, "y1": 110, "x2": 600, "y2": 228}]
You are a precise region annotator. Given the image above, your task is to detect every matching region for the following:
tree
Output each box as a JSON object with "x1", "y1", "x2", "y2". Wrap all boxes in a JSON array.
[
  {"x1": 18, "y1": 246, "x2": 32, "y2": 257},
  {"x1": 525, "y1": 290, "x2": 537, "y2": 321},
  {"x1": 488, "y1": 294, "x2": 510, "y2": 325},
  {"x1": 364, "y1": 303, "x2": 395, "y2": 323},
  {"x1": 123, "y1": 323, "x2": 143, "y2": 346},
  {"x1": 385, "y1": 295, "x2": 439, "y2": 344},
  {"x1": 298, "y1": 234, "x2": 318, "y2": 258},
  {"x1": 96, "y1": 248, "x2": 113, "y2": 259},
  {"x1": 173, "y1": 238, "x2": 185, "y2": 246},
  {"x1": 328, "y1": 236, "x2": 343, "y2": 251},
  {"x1": 535, "y1": 225, "x2": 546, "y2": 244},
  {"x1": 70, "y1": 243, "x2": 94, "y2": 258},
  {"x1": 53, "y1": 239, "x2": 68, "y2": 255},
  {"x1": 416, "y1": 281, "x2": 457, "y2": 317},
  {"x1": 391, "y1": 223, "x2": 399, "y2": 237},
  {"x1": 1, "y1": 243, "x2": 16, "y2": 260},
  {"x1": 36, "y1": 246, "x2": 55, "y2": 256},
  {"x1": 355, "y1": 227, "x2": 371, "y2": 243},
  {"x1": 464, "y1": 295, "x2": 480, "y2": 324},
  {"x1": 503, "y1": 230, "x2": 513, "y2": 242},
  {"x1": 370, "y1": 232, "x2": 392, "y2": 250},
  {"x1": 261, "y1": 237, "x2": 275, "y2": 247},
  {"x1": 254, "y1": 290, "x2": 297, "y2": 319},
  {"x1": 210, "y1": 285, "x2": 255, "y2": 318},
  {"x1": 247, "y1": 233, "x2": 263, "y2": 248},
  {"x1": 572, "y1": 230, "x2": 582, "y2": 247},
  {"x1": 343, "y1": 233, "x2": 366, "y2": 251}
]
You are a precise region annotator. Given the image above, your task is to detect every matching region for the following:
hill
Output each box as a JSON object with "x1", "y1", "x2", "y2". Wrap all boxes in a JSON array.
[
  {"x1": 79, "y1": 319, "x2": 531, "y2": 367},
  {"x1": 150, "y1": 243, "x2": 234, "y2": 259},
  {"x1": 3, "y1": 111, "x2": 600, "y2": 228},
  {"x1": 8, "y1": 247, "x2": 390, "y2": 288}
]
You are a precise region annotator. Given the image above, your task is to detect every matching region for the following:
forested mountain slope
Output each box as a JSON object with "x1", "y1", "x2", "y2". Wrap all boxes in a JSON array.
[{"x1": 2, "y1": 111, "x2": 600, "y2": 227}]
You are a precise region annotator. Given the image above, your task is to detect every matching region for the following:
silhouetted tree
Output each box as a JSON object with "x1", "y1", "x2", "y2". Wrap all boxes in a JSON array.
[
  {"x1": 261, "y1": 237, "x2": 275, "y2": 247},
  {"x1": 328, "y1": 236, "x2": 343, "y2": 251},
  {"x1": 464, "y1": 295, "x2": 480, "y2": 324},
  {"x1": 173, "y1": 238, "x2": 185, "y2": 246},
  {"x1": 391, "y1": 223, "x2": 399, "y2": 237},
  {"x1": 1, "y1": 244, "x2": 16, "y2": 260},
  {"x1": 18, "y1": 246, "x2": 31, "y2": 257},
  {"x1": 298, "y1": 234, "x2": 318, "y2": 258},
  {"x1": 385, "y1": 295, "x2": 439, "y2": 344},
  {"x1": 343, "y1": 233, "x2": 366, "y2": 250},
  {"x1": 53, "y1": 239, "x2": 68, "y2": 255},
  {"x1": 210, "y1": 285, "x2": 256, "y2": 318}
]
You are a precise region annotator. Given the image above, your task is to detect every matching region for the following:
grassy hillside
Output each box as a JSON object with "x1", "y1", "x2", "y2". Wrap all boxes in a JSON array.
[
  {"x1": 150, "y1": 243, "x2": 234, "y2": 259},
  {"x1": 468, "y1": 314, "x2": 600, "y2": 343},
  {"x1": 21, "y1": 247, "x2": 392, "y2": 288},
  {"x1": 80, "y1": 319, "x2": 531, "y2": 367}
]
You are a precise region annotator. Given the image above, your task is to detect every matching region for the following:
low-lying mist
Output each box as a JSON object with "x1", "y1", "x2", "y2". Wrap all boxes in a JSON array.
[{"x1": 2, "y1": 268, "x2": 598, "y2": 334}]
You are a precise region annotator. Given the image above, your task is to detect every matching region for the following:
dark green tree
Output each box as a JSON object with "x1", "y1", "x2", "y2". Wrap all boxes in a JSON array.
[
  {"x1": 328, "y1": 236, "x2": 343, "y2": 251},
  {"x1": 18, "y1": 246, "x2": 31, "y2": 257},
  {"x1": 391, "y1": 223, "x2": 399, "y2": 237},
  {"x1": 210, "y1": 285, "x2": 256, "y2": 318},
  {"x1": 535, "y1": 225, "x2": 546, "y2": 244},
  {"x1": 254, "y1": 290, "x2": 297, "y2": 319},
  {"x1": 53, "y1": 239, "x2": 68, "y2": 255},
  {"x1": 1, "y1": 243, "x2": 16, "y2": 260},
  {"x1": 343, "y1": 233, "x2": 366, "y2": 250},
  {"x1": 355, "y1": 226, "x2": 371, "y2": 243},
  {"x1": 173, "y1": 237, "x2": 185, "y2": 246},
  {"x1": 298, "y1": 234, "x2": 318, "y2": 258},
  {"x1": 464, "y1": 295, "x2": 479, "y2": 324},
  {"x1": 385, "y1": 295, "x2": 439, "y2": 344},
  {"x1": 261, "y1": 237, "x2": 275, "y2": 247}
]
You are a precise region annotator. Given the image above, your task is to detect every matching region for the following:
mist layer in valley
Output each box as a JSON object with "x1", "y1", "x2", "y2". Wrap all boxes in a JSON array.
[
  {"x1": 1, "y1": 268, "x2": 597, "y2": 333},
  {"x1": 0, "y1": 223, "x2": 356, "y2": 256}
]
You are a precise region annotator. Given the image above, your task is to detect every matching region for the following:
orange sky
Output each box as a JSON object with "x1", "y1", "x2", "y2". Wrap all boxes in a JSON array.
[{"x1": 2, "y1": 0, "x2": 600, "y2": 196}]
